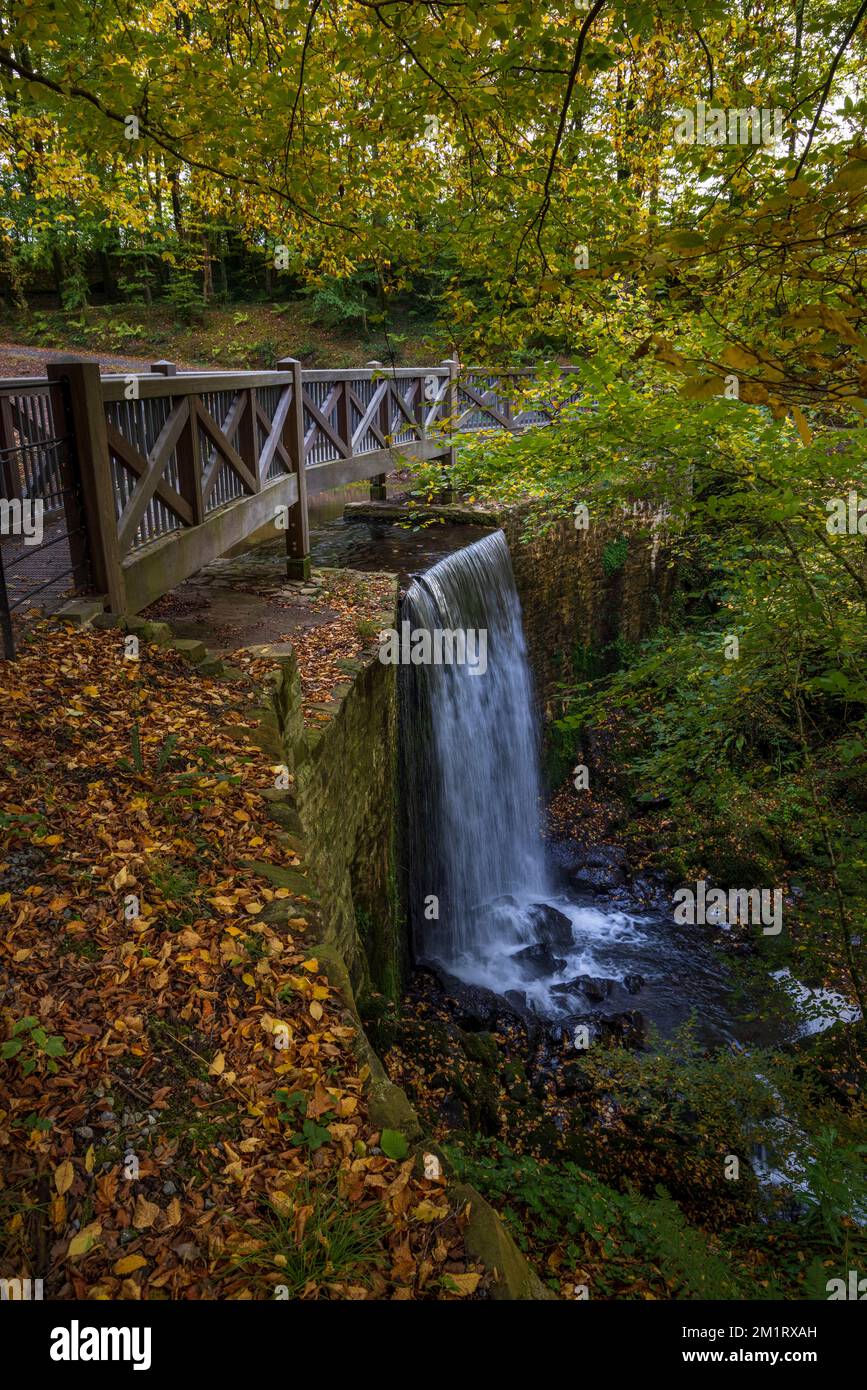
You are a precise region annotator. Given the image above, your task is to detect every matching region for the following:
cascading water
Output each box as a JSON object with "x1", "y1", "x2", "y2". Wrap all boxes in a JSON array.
[
  {"x1": 401, "y1": 529, "x2": 810, "y2": 1044},
  {"x1": 400, "y1": 529, "x2": 551, "y2": 965},
  {"x1": 400, "y1": 529, "x2": 655, "y2": 1017}
]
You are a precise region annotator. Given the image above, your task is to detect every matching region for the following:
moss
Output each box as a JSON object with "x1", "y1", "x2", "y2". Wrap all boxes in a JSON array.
[
  {"x1": 451, "y1": 1182, "x2": 556, "y2": 1300},
  {"x1": 602, "y1": 536, "x2": 629, "y2": 576}
]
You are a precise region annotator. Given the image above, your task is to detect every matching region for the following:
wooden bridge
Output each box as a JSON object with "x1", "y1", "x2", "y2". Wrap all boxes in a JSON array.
[{"x1": 0, "y1": 356, "x2": 579, "y2": 638}]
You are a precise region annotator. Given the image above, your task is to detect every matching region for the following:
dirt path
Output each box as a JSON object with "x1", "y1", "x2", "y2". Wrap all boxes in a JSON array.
[{"x1": 0, "y1": 341, "x2": 202, "y2": 378}]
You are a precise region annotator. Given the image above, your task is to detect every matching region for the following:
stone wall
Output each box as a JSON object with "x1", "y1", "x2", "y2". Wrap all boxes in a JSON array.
[
  {"x1": 501, "y1": 506, "x2": 675, "y2": 717},
  {"x1": 247, "y1": 576, "x2": 402, "y2": 1002},
  {"x1": 341, "y1": 498, "x2": 675, "y2": 718},
  {"x1": 296, "y1": 645, "x2": 403, "y2": 1001}
]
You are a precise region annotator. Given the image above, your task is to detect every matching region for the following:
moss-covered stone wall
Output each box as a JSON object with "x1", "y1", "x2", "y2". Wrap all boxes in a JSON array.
[
  {"x1": 501, "y1": 506, "x2": 675, "y2": 715},
  {"x1": 297, "y1": 646, "x2": 403, "y2": 1001},
  {"x1": 251, "y1": 577, "x2": 402, "y2": 1002}
]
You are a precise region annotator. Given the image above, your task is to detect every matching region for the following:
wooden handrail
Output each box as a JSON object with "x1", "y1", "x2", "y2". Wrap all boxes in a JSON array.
[{"x1": 0, "y1": 356, "x2": 584, "y2": 616}]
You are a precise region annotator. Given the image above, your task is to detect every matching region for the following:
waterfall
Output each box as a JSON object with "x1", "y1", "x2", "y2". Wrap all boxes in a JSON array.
[
  {"x1": 400, "y1": 530, "x2": 551, "y2": 971},
  {"x1": 397, "y1": 527, "x2": 762, "y2": 1040}
]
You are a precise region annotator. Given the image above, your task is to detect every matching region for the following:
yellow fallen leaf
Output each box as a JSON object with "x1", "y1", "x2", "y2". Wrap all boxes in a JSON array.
[
  {"x1": 85, "y1": 1145, "x2": 95, "y2": 1174},
  {"x1": 54, "y1": 1159, "x2": 74, "y2": 1195},
  {"x1": 209, "y1": 1051, "x2": 226, "y2": 1076},
  {"x1": 411, "y1": 1201, "x2": 449, "y2": 1223},
  {"x1": 447, "y1": 1272, "x2": 481, "y2": 1296},
  {"x1": 309, "y1": 1001, "x2": 323, "y2": 1021},
  {"x1": 270, "y1": 1190, "x2": 294, "y2": 1218},
  {"x1": 112, "y1": 865, "x2": 134, "y2": 891},
  {"x1": 68, "y1": 1221, "x2": 102, "y2": 1258},
  {"x1": 113, "y1": 1254, "x2": 148, "y2": 1275},
  {"x1": 132, "y1": 1195, "x2": 160, "y2": 1230}
]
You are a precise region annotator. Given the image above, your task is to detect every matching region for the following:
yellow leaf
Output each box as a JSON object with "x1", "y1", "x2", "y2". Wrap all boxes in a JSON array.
[
  {"x1": 309, "y1": 1001, "x2": 323, "y2": 1021},
  {"x1": 791, "y1": 406, "x2": 812, "y2": 445},
  {"x1": 84, "y1": 1145, "x2": 95, "y2": 1174},
  {"x1": 302, "y1": 958, "x2": 319, "y2": 973},
  {"x1": 113, "y1": 1254, "x2": 148, "y2": 1275},
  {"x1": 54, "y1": 1159, "x2": 74, "y2": 1195},
  {"x1": 411, "y1": 1200, "x2": 449, "y2": 1222},
  {"x1": 209, "y1": 1051, "x2": 226, "y2": 1075},
  {"x1": 132, "y1": 1195, "x2": 160, "y2": 1230},
  {"x1": 68, "y1": 1221, "x2": 102, "y2": 1258},
  {"x1": 447, "y1": 1272, "x2": 481, "y2": 1296}
]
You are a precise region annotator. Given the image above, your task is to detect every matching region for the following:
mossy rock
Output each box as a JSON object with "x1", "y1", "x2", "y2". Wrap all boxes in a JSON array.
[
  {"x1": 459, "y1": 1030, "x2": 500, "y2": 1070},
  {"x1": 262, "y1": 800, "x2": 304, "y2": 835},
  {"x1": 245, "y1": 860, "x2": 318, "y2": 900},
  {"x1": 451, "y1": 1182, "x2": 556, "y2": 1300}
]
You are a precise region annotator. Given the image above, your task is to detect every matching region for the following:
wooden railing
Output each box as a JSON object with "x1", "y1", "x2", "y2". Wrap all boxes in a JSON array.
[{"x1": 0, "y1": 356, "x2": 579, "y2": 615}]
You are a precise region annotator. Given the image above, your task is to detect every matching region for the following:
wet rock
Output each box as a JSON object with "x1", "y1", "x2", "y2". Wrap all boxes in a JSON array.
[
  {"x1": 623, "y1": 973, "x2": 644, "y2": 995},
  {"x1": 504, "y1": 988, "x2": 529, "y2": 1013},
  {"x1": 435, "y1": 969, "x2": 536, "y2": 1029},
  {"x1": 525, "y1": 901, "x2": 575, "y2": 949},
  {"x1": 559, "y1": 1009, "x2": 647, "y2": 1051},
  {"x1": 513, "y1": 943, "x2": 567, "y2": 979},
  {"x1": 629, "y1": 872, "x2": 669, "y2": 911},
  {"x1": 603, "y1": 1010, "x2": 647, "y2": 1049},
  {"x1": 552, "y1": 974, "x2": 617, "y2": 1002},
  {"x1": 550, "y1": 840, "x2": 628, "y2": 893}
]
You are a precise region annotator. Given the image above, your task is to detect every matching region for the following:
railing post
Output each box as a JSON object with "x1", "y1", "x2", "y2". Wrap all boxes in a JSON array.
[
  {"x1": 152, "y1": 361, "x2": 205, "y2": 524},
  {"x1": 439, "y1": 358, "x2": 458, "y2": 503},
  {"x1": 336, "y1": 378, "x2": 351, "y2": 460},
  {"x1": 46, "y1": 358, "x2": 125, "y2": 613},
  {"x1": 0, "y1": 395, "x2": 22, "y2": 500},
  {"x1": 365, "y1": 361, "x2": 388, "y2": 501},
  {"x1": 277, "y1": 356, "x2": 310, "y2": 580}
]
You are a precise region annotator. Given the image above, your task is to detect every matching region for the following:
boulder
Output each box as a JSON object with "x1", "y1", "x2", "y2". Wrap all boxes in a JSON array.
[
  {"x1": 513, "y1": 943, "x2": 567, "y2": 979},
  {"x1": 623, "y1": 973, "x2": 644, "y2": 995},
  {"x1": 525, "y1": 901, "x2": 575, "y2": 949},
  {"x1": 550, "y1": 840, "x2": 628, "y2": 893},
  {"x1": 435, "y1": 970, "x2": 536, "y2": 1029},
  {"x1": 580, "y1": 975, "x2": 617, "y2": 1002}
]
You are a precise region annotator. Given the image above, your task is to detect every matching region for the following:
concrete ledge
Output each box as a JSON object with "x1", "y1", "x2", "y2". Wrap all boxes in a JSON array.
[{"x1": 344, "y1": 500, "x2": 503, "y2": 526}]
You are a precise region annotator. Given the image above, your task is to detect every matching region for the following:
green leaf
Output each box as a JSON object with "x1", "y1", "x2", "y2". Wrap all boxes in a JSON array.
[
  {"x1": 380, "y1": 1128, "x2": 410, "y2": 1161},
  {"x1": 1, "y1": 1038, "x2": 24, "y2": 1058}
]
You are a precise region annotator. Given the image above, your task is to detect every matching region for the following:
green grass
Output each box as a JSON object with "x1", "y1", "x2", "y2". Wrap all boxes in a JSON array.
[{"x1": 229, "y1": 1183, "x2": 388, "y2": 1297}]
